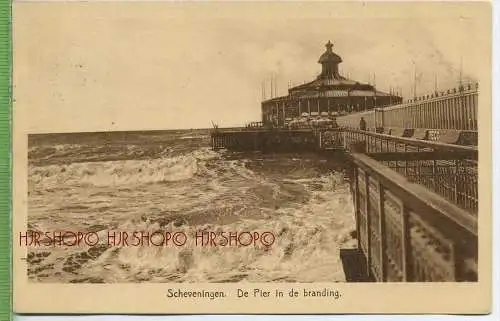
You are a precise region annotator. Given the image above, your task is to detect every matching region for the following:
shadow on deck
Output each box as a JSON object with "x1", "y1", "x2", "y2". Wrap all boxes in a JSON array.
[{"x1": 340, "y1": 248, "x2": 375, "y2": 282}]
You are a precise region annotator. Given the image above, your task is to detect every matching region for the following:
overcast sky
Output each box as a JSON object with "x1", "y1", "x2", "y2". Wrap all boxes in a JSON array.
[{"x1": 13, "y1": 2, "x2": 490, "y2": 133}]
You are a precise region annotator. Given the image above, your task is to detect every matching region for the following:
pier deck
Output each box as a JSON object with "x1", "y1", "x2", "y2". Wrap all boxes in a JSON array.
[{"x1": 210, "y1": 127, "x2": 478, "y2": 282}]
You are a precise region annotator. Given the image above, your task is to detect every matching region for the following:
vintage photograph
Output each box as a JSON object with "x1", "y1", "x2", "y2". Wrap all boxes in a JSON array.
[
  {"x1": 13, "y1": 0, "x2": 491, "y2": 314},
  {"x1": 23, "y1": 3, "x2": 480, "y2": 284}
]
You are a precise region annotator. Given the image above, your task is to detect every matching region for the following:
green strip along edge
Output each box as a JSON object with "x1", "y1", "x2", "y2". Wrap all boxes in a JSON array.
[{"x1": 0, "y1": 0, "x2": 11, "y2": 319}]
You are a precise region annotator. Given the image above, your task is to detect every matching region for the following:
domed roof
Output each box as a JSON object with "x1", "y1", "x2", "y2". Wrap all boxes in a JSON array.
[{"x1": 318, "y1": 41, "x2": 342, "y2": 64}]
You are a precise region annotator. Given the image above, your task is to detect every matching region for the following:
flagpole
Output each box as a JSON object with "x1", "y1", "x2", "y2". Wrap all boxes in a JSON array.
[
  {"x1": 413, "y1": 64, "x2": 417, "y2": 99},
  {"x1": 459, "y1": 56, "x2": 463, "y2": 90},
  {"x1": 270, "y1": 75, "x2": 273, "y2": 99}
]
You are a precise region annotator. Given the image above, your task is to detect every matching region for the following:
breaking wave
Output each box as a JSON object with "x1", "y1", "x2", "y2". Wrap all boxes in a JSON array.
[
  {"x1": 29, "y1": 148, "x2": 221, "y2": 188},
  {"x1": 27, "y1": 132, "x2": 356, "y2": 283}
]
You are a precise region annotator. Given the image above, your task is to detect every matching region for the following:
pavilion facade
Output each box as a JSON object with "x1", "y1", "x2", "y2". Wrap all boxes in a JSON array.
[{"x1": 261, "y1": 41, "x2": 403, "y2": 127}]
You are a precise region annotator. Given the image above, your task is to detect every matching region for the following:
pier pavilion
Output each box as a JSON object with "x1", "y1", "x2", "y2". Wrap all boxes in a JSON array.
[{"x1": 261, "y1": 41, "x2": 402, "y2": 127}]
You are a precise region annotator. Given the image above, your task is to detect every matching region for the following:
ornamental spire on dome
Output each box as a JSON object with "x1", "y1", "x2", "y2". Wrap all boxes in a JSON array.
[
  {"x1": 326, "y1": 40, "x2": 333, "y2": 51},
  {"x1": 318, "y1": 40, "x2": 342, "y2": 80}
]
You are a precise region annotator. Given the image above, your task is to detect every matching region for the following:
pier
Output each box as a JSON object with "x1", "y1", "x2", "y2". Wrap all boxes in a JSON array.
[{"x1": 210, "y1": 85, "x2": 478, "y2": 283}]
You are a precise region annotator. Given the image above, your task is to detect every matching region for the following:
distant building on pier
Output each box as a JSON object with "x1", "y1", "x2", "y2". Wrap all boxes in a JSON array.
[{"x1": 261, "y1": 41, "x2": 403, "y2": 127}]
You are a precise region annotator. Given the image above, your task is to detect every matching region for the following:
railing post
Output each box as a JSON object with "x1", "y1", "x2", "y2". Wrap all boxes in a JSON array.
[
  {"x1": 378, "y1": 181, "x2": 387, "y2": 281},
  {"x1": 432, "y1": 159, "x2": 437, "y2": 191},
  {"x1": 404, "y1": 144, "x2": 408, "y2": 176},
  {"x1": 454, "y1": 160, "x2": 459, "y2": 205},
  {"x1": 354, "y1": 166, "x2": 361, "y2": 251},
  {"x1": 365, "y1": 172, "x2": 372, "y2": 278},
  {"x1": 401, "y1": 205, "x2": 412, "y2": 281}
]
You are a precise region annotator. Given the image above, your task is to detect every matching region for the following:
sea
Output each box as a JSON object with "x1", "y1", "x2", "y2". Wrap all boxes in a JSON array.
[{"x1": 27, "y1": 129, "x2": 356, "y2": 283}]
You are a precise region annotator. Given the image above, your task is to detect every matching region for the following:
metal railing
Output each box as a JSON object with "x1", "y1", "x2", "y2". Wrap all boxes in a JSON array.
[
  {"x1": 336, "y1": 85, "x2": 478, "y2": 131},
  {"x1": 320, "y1": 128, "x2": 478, "y2": 215}
]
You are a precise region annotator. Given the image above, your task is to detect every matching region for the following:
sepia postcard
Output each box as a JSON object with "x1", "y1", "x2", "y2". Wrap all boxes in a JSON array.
[{"x1": 12, "y1": 0, "x2": 492, "y2": 315}]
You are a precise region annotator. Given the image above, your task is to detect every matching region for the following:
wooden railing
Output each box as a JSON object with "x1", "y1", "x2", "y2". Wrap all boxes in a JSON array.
[
  {"x1": 348, "y1": 153, "x2": 477, "y2": 282},
  {"x1": 334, "y1": 128, "x2": 478, "y2": 281}
]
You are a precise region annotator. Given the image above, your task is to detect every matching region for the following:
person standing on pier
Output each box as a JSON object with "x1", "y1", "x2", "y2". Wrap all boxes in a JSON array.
[
  {"x1": 359, "y1": 117, "x2": 367, "y2": 131},
  {"x1": 332, "y1": 117, "x2": 338, "y2": 128}
]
